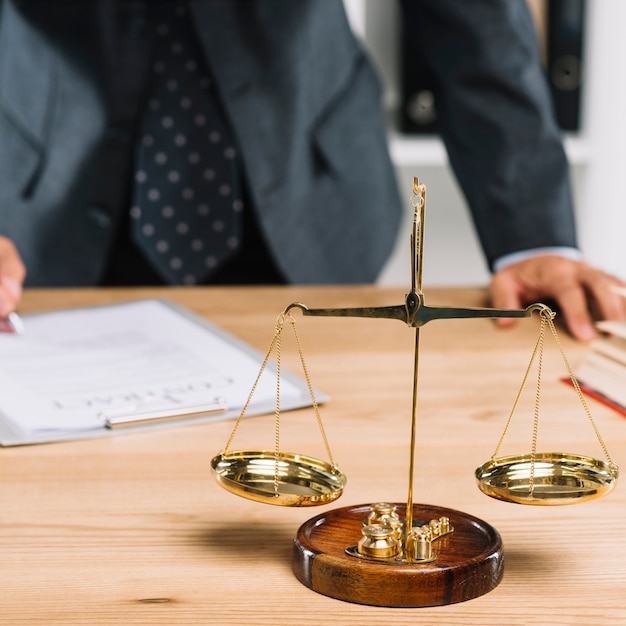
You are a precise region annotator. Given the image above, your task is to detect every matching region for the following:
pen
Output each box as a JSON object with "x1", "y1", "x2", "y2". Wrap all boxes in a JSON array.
[
  {"x1": 101, "y1": 397, "x2": 228, "y2": 429},
  {"x1": 0, "y1": 312, "x2": 25, "y2": 335}
]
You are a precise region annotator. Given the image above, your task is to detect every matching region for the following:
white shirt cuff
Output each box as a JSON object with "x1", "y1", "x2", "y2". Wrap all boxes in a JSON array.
[{"x1": 493, "y1": 247, "x2": 584, "y2": 273}]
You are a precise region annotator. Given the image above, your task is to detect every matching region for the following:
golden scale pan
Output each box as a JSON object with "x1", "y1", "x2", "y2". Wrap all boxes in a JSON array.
[{"x1": 211, "y1": 177, "x2": 618, "y2": 607}]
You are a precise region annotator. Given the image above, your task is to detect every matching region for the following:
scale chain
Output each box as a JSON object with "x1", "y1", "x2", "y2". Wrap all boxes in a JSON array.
[
  {"x1": 221, "y1": 310, "x2": 338, "y2": 498},
  {"x1": 491, "y1": 306, "x2": 617, "y2": 497}
]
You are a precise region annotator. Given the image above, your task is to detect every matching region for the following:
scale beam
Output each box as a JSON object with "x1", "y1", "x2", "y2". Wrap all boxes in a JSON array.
[
  {"x1": 285, "y1": 175, "x2": 549, "y2": 328},
  {"x1": 285, "y1": 297, "x2": 546, "y2": 328}
]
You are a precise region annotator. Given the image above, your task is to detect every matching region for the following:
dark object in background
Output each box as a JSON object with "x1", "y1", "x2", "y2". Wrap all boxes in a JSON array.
[
  {"x1": 546, "y1": 0, "x2": 585, "y2": 131},
  {"x1": 398, "y1": 24, "x2": 438, "y2": 135},
  {"x1": 399, "y1": 0, "x2": 586, "y2": 134}
]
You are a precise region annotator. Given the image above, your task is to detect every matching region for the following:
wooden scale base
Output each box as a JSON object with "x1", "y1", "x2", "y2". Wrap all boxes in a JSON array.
[{"x1": 292, "y1": 503, "x2": 503, "y2": 607}]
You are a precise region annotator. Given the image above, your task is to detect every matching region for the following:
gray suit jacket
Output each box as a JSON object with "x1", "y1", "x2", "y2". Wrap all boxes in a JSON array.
[{"x1": 0, "y1": 0, "x2": 576, "y2": 287}]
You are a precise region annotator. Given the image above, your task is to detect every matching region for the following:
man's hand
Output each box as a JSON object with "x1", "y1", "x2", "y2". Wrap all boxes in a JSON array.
[
  {"x1": 0, "y1": 236, "x2": 26, "y2": 318},
  {"x1": 489, "y1": 255, "x2": 626, "y2": 341}
]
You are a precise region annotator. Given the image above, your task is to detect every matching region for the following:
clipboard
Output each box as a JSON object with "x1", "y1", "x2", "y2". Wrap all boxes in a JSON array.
[{"x1": 0, "y1": 299, "x2": 325, "y2": 446}]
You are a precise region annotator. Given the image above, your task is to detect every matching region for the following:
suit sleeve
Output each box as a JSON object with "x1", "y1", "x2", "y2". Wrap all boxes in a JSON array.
[{"x1": 400, "y1": 0, "x2": 578, "y2": 270}]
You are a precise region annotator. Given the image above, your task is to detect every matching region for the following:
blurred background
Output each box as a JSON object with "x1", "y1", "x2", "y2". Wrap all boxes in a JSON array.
[{"x1": 343, "y1": 1, "x2": 626, "y2": 288}]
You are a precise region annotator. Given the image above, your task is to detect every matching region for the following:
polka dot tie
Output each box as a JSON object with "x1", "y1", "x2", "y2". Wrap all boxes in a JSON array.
[{"x1": 131, "y1": 2, "x2": 244, "y2": 285}]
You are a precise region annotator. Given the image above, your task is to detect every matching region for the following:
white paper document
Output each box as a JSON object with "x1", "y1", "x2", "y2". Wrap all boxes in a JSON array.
[{"x1": 0, "y1": 299, "x2": 321, "y2": 446}]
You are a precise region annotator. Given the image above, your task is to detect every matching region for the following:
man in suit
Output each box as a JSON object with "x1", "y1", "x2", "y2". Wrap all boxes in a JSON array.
[{"x1": 0, "y1": 0, "x2": 624, "y2": 339}]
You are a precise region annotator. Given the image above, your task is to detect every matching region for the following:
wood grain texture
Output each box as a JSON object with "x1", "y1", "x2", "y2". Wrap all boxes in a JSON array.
[
  {"x1": 293, "y1": 503, "x2": 503, "y2": 607},
  {"x1": 1, "y1": 286, "x2": 624, "y2": 625}
]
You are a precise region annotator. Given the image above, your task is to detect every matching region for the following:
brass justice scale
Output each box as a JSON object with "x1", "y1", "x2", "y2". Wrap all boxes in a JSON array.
[{"x1": 211, "y1": 178, "x2": 619, "y2": 607}]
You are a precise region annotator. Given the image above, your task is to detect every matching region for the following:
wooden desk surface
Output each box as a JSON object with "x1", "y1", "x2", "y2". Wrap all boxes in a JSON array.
[{"x1": 1, "y1": 286, "x2": 624, "y2": 625}]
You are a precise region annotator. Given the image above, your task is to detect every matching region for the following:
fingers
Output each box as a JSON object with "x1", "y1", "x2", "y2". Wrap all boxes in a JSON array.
[
  {"x1": 0, "y1": 236, "x2": 26, "y2": 318},
  {"x1": 488, "y1": 255, "x2": 626, "y2": 341},
  {"x1": 488, "y1": 271, "x2": 523, "y2": 329},
  {"x1": 550, "y1": 281, "x2": 596, "y2": 341},
  {"x1": 544, "y1": 262, "x2": 626, "y2": 340},
  {"x1": 583, "y1": 270, "x2": 626, "y2": 321}
]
